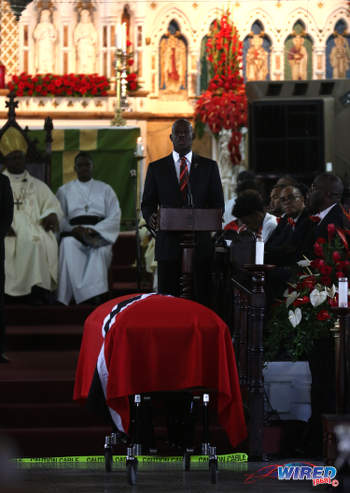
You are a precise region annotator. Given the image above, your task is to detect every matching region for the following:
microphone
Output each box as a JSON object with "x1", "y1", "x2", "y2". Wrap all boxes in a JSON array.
[{"x1": 187, "y1": 177, "x2": 194, "y2": 208}]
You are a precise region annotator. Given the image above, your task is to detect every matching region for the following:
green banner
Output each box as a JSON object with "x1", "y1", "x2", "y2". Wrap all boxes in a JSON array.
[{"x1": 28, "y1": 127, "x2": 140, "y2": 230}]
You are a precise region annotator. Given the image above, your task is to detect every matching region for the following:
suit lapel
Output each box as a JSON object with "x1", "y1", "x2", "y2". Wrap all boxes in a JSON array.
[{"x1": 190, "y1": 152, "x2": 200, "y2": 184}]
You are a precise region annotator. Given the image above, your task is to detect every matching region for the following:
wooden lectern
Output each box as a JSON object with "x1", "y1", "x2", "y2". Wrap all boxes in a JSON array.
[{"x1": 159, "y1": 207, "x2": 222, "y2": 300}]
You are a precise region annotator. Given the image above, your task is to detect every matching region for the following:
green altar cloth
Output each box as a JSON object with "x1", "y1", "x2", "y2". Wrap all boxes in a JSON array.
[{"x1": 28, "y1": 127, "x2": 140, "y2": 229}]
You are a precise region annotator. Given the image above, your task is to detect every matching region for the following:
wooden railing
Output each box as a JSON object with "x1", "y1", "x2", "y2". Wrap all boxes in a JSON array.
[{"x1": 212, "y1": 234, "x2": 266, "y2": 459}]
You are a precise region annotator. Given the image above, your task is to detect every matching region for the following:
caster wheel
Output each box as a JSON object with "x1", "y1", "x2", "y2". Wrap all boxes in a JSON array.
[
  {"x1": 183, "y1": 452, "x2": 191, "y2": 471},
  {"x1": 209, "y1": 460, "x2": 217, "y2": 484},
  {"x1": 104, "y1": 448, "x2": 113, "y2": 472},
  {"x1": 127, "y1": 462, "x2": 137, "y2": 485}
]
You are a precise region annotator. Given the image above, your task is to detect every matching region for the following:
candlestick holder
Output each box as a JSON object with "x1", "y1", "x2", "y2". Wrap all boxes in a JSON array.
[
  {"x1": 330, "y1": 307, "x2": 350, "y2": 414},
  {"x1": 111, "y1": 48, "x2": 130, "y2": 126}
]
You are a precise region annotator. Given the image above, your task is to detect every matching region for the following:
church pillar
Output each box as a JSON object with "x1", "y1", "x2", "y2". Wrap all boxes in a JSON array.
[
  {"x1": 314, "y1": 46, "x2": 325, "y2": 80},
  {"x1": 271, "y1": 48, "x2": 283, "y2": 81}
]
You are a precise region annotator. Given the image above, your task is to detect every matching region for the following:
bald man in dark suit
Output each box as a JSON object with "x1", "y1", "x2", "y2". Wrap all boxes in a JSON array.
[{"x1": 141, "y1": 118, "x2": 224, "y2": 305}]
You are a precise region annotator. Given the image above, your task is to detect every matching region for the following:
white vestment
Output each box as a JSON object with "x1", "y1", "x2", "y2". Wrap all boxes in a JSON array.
[
  {"x1": 3, "y1": 169, "x2": 63, "y2": 296},
  {"x1": 56, "y1": 179, "x2": 121, "y2": 305}
]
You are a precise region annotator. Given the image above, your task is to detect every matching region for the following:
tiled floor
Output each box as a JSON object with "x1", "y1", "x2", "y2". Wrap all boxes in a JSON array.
[{"x1": 2, "y1": 458, "x2": 335, "y2": 493}]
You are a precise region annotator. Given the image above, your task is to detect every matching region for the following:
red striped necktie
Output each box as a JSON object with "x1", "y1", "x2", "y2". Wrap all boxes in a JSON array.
[{"x1": 179, "y1": 156, "x2": 189, "y2": 203}]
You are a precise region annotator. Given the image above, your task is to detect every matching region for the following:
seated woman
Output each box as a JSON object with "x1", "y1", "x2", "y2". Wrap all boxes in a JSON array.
[{"x1": 231, "y1": 189, "x2": 277, "y2": 242}]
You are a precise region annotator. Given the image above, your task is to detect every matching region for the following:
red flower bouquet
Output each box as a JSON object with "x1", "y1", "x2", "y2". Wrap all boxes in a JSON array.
[
  {"x1": 8, "y1": 73, "x2": 110, "y2": 97},
  {"x1": 124, "y1": 40, "x2": 140, "y2": 92},
  {"x1": 194, "y1": 11, "x2": 248, "y2": 165},
  {"x1": 265, "y1": 224, "x2": 350, "y2": 360}
]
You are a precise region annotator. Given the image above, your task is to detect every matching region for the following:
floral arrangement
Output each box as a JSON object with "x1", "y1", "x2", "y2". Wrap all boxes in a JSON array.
[
  {"x1": 194, "y1": 11, "x2": 248, "y2": 165},
  {"x1": 125, "y1": 40, "x2": 140, "y2": 92},
  {"x1": 7, "y1": 73, "x2": 110, "y2": 97},
  {"x1": 265, "y1": 223, "x2": 350, "y2": 361}
]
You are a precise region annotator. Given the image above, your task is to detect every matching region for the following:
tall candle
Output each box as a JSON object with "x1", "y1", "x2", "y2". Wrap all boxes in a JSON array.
[
  {"x1": 326, "y1": 162, "x2": 333, "y2": 172},
  {"x1": 338, "y1": 277, "x2": 348, "y2": 307},
  {"x1": 121, "y1": 22, "x2": 127, "y2": 52},
  {"x1": 255, "y1": 237, "x2": 264, "y2": 265},
  {"x1": 136, "y1": 136, "x2": 143, "y2": 157}
]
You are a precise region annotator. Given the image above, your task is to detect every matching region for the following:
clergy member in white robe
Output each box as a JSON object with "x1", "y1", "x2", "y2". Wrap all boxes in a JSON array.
[
  {"x1": 56, "y1": 151, "x2": 121, "y2": 305},
  {"x1": 0, "y1": 127, "x2": 63, "y2": 298}
]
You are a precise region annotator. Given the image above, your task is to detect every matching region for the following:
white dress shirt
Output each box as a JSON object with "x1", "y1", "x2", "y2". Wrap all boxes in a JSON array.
[{"x1": 318, "y1": 203, "x2": 337, "y2": 223}]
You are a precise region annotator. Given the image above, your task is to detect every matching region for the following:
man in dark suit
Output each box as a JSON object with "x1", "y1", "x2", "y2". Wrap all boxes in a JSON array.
[
  {"x1": 141, "y1": 118, "x2": 224, "y2": 304},
  {"x1": 307, "y1": 172, "x2": 348, "y2": 243},
  {"x1": 265, "y1": 184, "x2": 310, "y2": 267},
  {"x1": 0, "y1": 173, "x2": 14, "y2": 362},
  {"x1": 302, "y1": 173, "x2": 348, "y2": 456}
]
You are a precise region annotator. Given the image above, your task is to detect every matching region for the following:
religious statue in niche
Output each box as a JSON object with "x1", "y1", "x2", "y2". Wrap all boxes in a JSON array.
[
  {"x1": 74, "y1": 9, "x2": 98, "y2": 73},
  {"x1": 287, "y1": 34, "x2": 308, "y2": 80},
  {"x1": 246, "y1": 33, "x2": 269, "y2": 81},
  {"x1": 159, "y1": 21, "x2": 187, "y2": 94},
  {"x1": 33, "y1": 9, "x2": 57, "y2": 73},
  {"x1": 330, "y1": 33, "x2": 350, "y2": 79}
]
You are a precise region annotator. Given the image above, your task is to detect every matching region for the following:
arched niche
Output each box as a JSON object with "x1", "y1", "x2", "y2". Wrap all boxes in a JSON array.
[
  {"x1": 159, "y1": 19, "x2": 188, "y2": 94},
  {"x1": 325, "y1": 19, "x2": 350, "y2": 79},
  {"x1": 284, "y1": 20, "x2": 313, "y2": 80},
  {"x1": 243, "y1": 20, "x2": 271, "y2": 82}
]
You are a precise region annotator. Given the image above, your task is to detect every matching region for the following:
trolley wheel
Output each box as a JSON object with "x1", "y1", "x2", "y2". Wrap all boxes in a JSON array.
[
  {"x1": 209, "y1": 459, "x2": 217, "y2": 484},
  {"x1": 127, "y1": 461, "x2": 137, "y2": 485},
  {"x1": 104, "y1": 447, "x2": 113, "y2": 472},
  {"x1": 183, "y1": 452, "x2": 191, "y2": 471}
]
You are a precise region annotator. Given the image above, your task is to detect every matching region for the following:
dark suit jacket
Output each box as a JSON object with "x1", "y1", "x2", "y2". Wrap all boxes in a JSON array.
[
  {"x1": 0, "y1": 174, "x2": 14, "y2": 300},
  {"x1": 265, "y1": 208, "x2": 311, "y2": 266},
  {"x1": 302, "y1": 203, "x2": 350, "y2": 258},
  {"x1": 141, "y1": 153, "x2": 224, "y2": 261}
]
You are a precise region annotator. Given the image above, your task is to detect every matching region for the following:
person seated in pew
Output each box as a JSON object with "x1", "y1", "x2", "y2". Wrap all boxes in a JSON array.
[
  {"x1": 231, "y1": 189, "x2": 277, "y2": 242},
  {"x1": 267, "y1": 175, "x2": 298, "y2": 217},
  {"x1": 56, "y1": 151, "x2": 121, "y2": 305},
  {"x1": 265, "y1": 183, "x2": 310, "y2": 266},
  {"x1": 224, "y1": 179, "x2": 262, "y2": 232},
  {"x1": 222, "y1": 170, "x2": 257, "y2": 227},
  {"x1": 0, "y1": 127, "x2": 63, "y2": 304}
]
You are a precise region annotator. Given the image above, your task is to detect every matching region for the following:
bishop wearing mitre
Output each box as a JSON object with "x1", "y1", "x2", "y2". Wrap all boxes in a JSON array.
[{"x1": 0, "y1": 127, "x2": 63, "y2": 302}]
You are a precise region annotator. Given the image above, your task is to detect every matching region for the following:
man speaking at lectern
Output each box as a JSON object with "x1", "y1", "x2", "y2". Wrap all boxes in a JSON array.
[{"x1": 141, "y1": 119, "x2": 224, "y2": 305}]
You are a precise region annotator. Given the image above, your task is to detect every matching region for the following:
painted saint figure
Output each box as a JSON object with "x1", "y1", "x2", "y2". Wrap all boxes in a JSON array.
[
  {"x1": 159, "y1": 32, "x2": 187, "y2": 93},
  {"x1": 330, "y1": 34, "x2": 350, "y2": 79},
  {"x1": 74, "y1": 9, "x2": 98, "y2": 74},
  {"x1": 288, "y1": 34, "x2": 308, "y2": 80},
  {"x1": 246, "y1": 34, "x2": 268, "y2": 81},
  {"x1": 33, "y1": 9, "x2": 57, "y2": 73}
]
